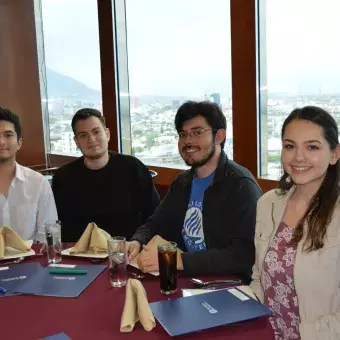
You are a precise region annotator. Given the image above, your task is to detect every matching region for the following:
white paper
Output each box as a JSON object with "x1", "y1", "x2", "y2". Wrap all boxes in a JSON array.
[
  {"x1": 228, "y1": 288, "x2": 250, "y2": 301},
  {"x1": 0, "y1": 267, "x2": 9, "y2": 271},
  {"x1": 49, "y1": 264, "x2": 76, "y2": 268},
  {"x1": 182, "y1": 286, "x2": 257, "y2": 300}
]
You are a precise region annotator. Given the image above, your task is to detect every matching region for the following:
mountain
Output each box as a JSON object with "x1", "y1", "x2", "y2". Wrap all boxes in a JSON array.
[{"x1": 46, "y1": 68, "x2": 102, "y2": 103}]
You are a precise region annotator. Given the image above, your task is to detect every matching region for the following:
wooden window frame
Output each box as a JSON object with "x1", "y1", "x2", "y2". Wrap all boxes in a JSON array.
[{"x1": 48, "y1": 0, "x2": 277, "y2": 193}]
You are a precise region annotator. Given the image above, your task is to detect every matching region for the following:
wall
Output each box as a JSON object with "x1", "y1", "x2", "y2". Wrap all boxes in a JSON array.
[{"x1": 0, "y1": 0, "x2": 45, "y2": 166}]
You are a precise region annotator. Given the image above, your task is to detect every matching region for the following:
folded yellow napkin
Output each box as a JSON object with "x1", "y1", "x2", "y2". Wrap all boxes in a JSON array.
[
  {"x1": 68, "y1": 222, "x2": 111, "y2": 254},
  {"x1": 130, "y1": 235, "x2": 183, "y2": 269},
  {"x1": 120, "y1": 278, "x2": 156, "y2": 332},
  {"x1": 0, "y1": 226, "x2": 31, "y2": 259}
]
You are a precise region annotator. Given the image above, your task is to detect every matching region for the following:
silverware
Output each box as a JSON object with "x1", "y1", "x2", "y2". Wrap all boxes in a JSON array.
[
  {"x1": 90, "y1": 258, "x2": 107, "y2": 264},
  {"x1": 0, "y1": 256, "x2": 25, "y2": 266},
  {"x1": 189, "y1": 278, "x2": 242, "y2": 287},
  {"x1": 35, "y1": 243, "x2": 46, "y2": 256},
  {"x1": 128, "y1": 271, "x2": 145, "y2": 279},
  {"x1": 127, "y1": 265, "x2": 146, "y2": 279}
]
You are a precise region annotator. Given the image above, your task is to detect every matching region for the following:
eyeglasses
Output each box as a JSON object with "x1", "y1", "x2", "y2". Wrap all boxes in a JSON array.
[{"x1": 175, "y1": 128, "x2": 214, "y2": 140}]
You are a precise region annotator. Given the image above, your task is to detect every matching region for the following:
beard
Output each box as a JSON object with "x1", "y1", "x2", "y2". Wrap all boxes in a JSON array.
[
  {"x1": 181, "y1": 142, "x2": 215, "y2": 168},
  {"x1": 0, "y1": 151, "x2": 13, "y2": 163},
  {"x1": 0, "y1": 156, "x2": 11, "y2": 163}
]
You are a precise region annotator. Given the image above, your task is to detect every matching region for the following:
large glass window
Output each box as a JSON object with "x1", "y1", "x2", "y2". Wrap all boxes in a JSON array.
[
  {"x1": 35, "y1": 0, "x2": 102, "y2": 156},
  {"x1": 114, "y1": 0, "x2": 232, "y2": 167},
  {"x1": 259, "y1": 0, "x2": 340, "y2": 179}
]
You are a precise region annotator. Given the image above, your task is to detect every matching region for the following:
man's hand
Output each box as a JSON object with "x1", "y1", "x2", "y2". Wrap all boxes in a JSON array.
[
  {"x1": 137, "y1": 245, "x2": 159, "y2": 272},
  {"x1": 137, "y1": 245, "x2": 184, "y2": 272},
  {"x1": 126, "y1": 240, "x2": 141, "y2": 261},
  {"x1": 177, "y1": 251, "x2": 184, "y2": 270}
]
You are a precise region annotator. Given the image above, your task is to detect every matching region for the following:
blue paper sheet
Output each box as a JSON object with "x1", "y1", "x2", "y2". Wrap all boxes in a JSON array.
[
  {"x1": 15, "y1": 264, "x2": 106, "y2": 297},
  {"x1": 40, "y1": 332, "x2": 71, "y2": 340},
  {"x1": 0, "y1": 262, "x2": 43, "y2": 297}
]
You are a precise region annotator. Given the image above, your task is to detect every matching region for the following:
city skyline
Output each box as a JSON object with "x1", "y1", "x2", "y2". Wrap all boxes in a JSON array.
[{"x1": 44, "y1": 65, "x2": 340, "y2": 179}]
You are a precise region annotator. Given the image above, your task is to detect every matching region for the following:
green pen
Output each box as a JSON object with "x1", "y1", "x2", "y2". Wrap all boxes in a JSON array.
[{"x1": 49, "y1": 269, "x2": 87, "y2": 275}]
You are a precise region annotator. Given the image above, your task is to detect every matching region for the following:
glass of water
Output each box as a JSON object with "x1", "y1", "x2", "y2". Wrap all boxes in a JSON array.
[
  {"x1": 44, "y1": 220, "x2": 62, "y2": 264},
  {"x1": 107, "y1": 236, "x2": 127, "y2": 287}
]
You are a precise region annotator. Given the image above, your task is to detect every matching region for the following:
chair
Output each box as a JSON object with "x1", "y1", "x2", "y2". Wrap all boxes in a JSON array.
[
  {"x1": 28, "y1": 165, "x2": 59, "y2": 185},
  {"x1": 149, "y1": 170, "x2": 158, "y2": 179}
]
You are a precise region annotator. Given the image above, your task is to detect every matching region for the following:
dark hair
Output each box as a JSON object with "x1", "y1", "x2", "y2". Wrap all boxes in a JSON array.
[
  {"x1": 174, "y1": 101, "x2": 227, "y2": 149},
  {"x1": 0, "y1": 107, "x2": 22, "y2": 140},
  {"x1": 278, "y1": 106, "x2": 340, "y2": 251},
  {"x1": 71, "y1": 108, "x2": 106, "y2": 134}
]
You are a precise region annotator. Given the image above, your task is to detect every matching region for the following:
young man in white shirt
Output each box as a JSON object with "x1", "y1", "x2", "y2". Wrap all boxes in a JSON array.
[{"x1": 0, "y1": 107, "x2": 57, "y2": 242}]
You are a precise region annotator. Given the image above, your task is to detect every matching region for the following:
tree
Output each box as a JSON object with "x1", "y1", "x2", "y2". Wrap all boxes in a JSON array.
[
  {"x1": 132, "y1": 146, "x2": 143, "y2": 155},
  {"x1": 145, "y1": 132, "x2": 159, "y2": 150}
]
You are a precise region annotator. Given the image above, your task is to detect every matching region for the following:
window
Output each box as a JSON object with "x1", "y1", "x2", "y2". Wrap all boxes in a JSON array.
[
  {"x1": 258, "y1": 0, "x2": 340, "y2": 180},
  {"x1": 35, "y1": 0, "x2": 102, "y2": 156},
  {"x1": 114, "y1": 0, "x2": 232, "y2": 167}
]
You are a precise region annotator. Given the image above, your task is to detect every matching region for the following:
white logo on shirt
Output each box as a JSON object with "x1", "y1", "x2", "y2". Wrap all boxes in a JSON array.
[{"x1": 183, "y1": 207, "x2": 204, "y2": 245}]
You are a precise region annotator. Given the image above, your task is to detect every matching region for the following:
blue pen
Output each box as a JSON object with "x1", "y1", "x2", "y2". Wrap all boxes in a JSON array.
[{"x1": 0, "y1": 286, "x2": 7, "y2": 294}]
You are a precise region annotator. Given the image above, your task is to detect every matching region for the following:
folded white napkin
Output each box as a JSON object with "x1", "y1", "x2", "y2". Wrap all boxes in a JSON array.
[
  {"x1": 0, "y1": 226, "x2": 31, "y2": 259},
  {"x1": 68, "y1": 222, "x2": 111, "y2": 254},
  {"x1": 120, "y1": 278, "x2": 156, "y2": 332}
]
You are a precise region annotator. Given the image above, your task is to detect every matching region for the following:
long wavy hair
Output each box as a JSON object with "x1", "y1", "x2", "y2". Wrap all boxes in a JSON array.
[{"x1": 277, "y1": 106, "x2": 340, "y2": 251}]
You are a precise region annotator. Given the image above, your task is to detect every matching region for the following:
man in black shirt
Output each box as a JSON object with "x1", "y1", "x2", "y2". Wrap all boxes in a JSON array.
[{"x1": 52, "y1": 109, "x2": 160, "y2": 242}]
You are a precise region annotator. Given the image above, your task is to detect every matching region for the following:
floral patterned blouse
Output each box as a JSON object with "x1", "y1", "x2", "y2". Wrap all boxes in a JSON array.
[{"x1": 263, "y1": 221, "x2": 301, "y2": 340}]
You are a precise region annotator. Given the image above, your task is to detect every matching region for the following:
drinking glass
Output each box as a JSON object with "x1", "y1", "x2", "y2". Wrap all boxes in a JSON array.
[
  {"x1": 158, "y1": 242, "x2": 177, "y2": 295},
  {"x1": 44, "y1": 220, "x2": 62, "y2": 264},
  {"x1": 107, "y1": 237, "x2": 127, "y2": 287}
]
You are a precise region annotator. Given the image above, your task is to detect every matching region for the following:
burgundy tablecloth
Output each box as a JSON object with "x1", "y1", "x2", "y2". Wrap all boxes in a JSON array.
[{"x1": 0, "y1": 247, "x2": 274, "y2": 340}]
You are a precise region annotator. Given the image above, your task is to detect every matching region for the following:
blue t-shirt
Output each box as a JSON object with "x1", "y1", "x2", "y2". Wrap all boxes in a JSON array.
[{"x1": 182, "y1": 171, "x2": 215, "y2": 252}]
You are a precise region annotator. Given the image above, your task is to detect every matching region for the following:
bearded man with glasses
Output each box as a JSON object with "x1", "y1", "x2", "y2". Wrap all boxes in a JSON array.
[{"x1": 127, "y1": 101, "x2": 262, "y2": 283}]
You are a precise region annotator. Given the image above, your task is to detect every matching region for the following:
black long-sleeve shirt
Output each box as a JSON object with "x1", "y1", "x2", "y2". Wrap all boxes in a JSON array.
[
  {"x1": 52, "y1": 151, "x2": 160, "y2": 242},
  {"x1": 131, "y1": 152, "x2": 262, "y2": 283}
]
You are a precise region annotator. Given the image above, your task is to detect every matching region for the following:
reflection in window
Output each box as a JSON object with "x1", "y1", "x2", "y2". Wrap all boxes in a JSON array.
[
  {"x1": 35, "y1": 0, "x2": 102, "y2": 156},
  {"x1": 258, "y1": 0, "x2": 340, "y2": 179},
  {"x1": 114, "y1": 0, "x2": 232, "y2": 167}
]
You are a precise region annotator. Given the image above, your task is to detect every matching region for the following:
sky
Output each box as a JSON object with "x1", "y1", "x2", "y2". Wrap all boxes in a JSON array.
[
  {"x1": 41, "y1": 0, "x2": 340, "y2": 96},
  {"x1": 266, "y1": 0, "x2": 340, "y2": 94},
  {"x1": 41, "y1": 0, "x2": 102, "y2": 91}
]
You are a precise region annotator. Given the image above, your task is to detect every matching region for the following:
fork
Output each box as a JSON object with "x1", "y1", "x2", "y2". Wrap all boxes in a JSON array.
[
  {"x1": 189, "y1": 278, "x2": 242, "y2": 287},
  {"x1": 35, "y1": 243, "x2": 46, "y2": 256},
  {"x1": 0, "y1": 256, "x2": 25, "y2": 266},
  {"x1": 127, "y1": 265, "x2": 146, "y2": 279},
  {"x1": 128, "y1": 270, "x2": 145, "y2": 279},
  {"x1": 90, "y1": 258, "x2": 107, "y2": 264}
]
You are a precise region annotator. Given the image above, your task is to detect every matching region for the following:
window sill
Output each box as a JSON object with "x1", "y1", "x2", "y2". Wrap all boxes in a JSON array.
[{"x1": 47, "y1": 153, "x2": 277, "y2": 192}]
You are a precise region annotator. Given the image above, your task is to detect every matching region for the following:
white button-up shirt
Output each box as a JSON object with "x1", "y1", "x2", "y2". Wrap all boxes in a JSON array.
[{"x1": 0, "y1": 163, "x2": 58, "y2": 242}]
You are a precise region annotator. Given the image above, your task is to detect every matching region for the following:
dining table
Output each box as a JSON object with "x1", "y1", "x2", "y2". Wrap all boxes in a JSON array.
[{"x1": 0, "y1": 245, "x2": 275, "y2": 340}]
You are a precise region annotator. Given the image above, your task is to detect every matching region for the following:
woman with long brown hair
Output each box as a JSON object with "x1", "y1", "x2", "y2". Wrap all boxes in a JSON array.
[{"x1": 250, "y1": 106, "x2": 340, "y2": 340}]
